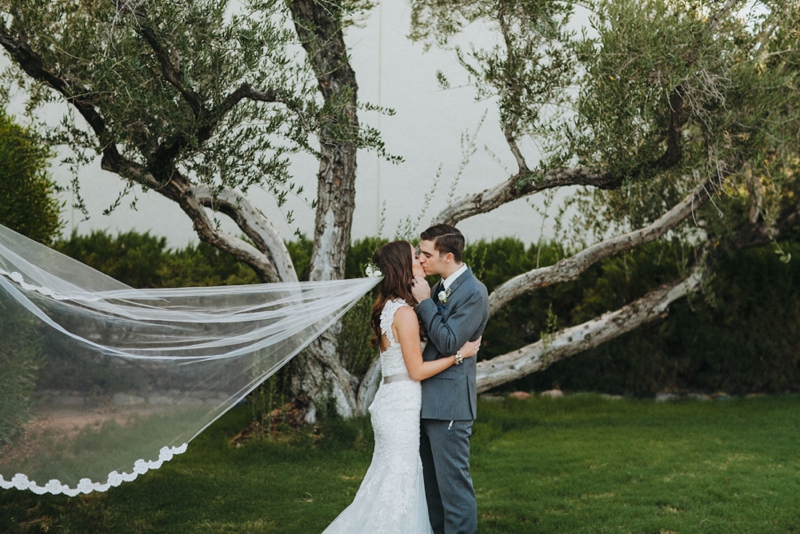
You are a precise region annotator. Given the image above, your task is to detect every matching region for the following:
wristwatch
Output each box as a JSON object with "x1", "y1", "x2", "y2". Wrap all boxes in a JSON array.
[{"x1": 454, "y1": 350, "x2": 463, "y2": 365}]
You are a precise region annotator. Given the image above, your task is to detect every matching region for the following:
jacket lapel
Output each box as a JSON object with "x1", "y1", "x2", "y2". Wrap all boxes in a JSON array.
[{"x1": 445, "y1": 266, "x2": 472, "y2": 298}]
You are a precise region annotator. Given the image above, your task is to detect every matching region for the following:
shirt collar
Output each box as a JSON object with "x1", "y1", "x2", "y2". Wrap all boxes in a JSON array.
[{"x1": 442, "y1": 264, "x2": 468, "y2": 291}]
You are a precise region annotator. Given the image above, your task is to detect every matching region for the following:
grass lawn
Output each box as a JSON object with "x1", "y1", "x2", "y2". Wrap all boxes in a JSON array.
[{"x1": 1, "y1": 395, "x2": 798, "y2": 533}]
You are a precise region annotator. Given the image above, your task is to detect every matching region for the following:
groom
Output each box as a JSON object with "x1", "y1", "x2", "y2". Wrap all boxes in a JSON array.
[{"x1": 411, "y1": 224, "x2": 489, "y2": 534}]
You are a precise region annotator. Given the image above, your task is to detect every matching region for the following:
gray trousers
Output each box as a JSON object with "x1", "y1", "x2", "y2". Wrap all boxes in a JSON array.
[{"x1": 420, "y1": 418, "x2": 477, "y2": 534}]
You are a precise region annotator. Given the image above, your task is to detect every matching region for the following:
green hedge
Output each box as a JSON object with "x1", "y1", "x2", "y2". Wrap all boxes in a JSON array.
[
  {"x1": 523, "y1": 245, "x2": 800, "y2": 395},
  {"x1": 342, "y1": 238, "x2": 800, "y2": 395},
  {"x1": 0, "y1": 110, "x2": 62, "y2": 245},
  {"x1": 54, "y1": 231, "x2": 800, "y2": 394},
  {"x1": 0, "y1": 294, "x2": 42, "y2": 444}
]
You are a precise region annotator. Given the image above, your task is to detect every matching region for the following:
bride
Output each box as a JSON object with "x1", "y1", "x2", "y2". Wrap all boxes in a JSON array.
[{"x1": 322, "y1": 241, "x2": 480, "y2": 534}]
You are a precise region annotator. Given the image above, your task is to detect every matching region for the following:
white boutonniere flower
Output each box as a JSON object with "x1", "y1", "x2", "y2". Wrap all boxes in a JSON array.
[
  {"x1": 438, "y1": 288, "x2": 451, "y2": 303},
  {"x1": 364, "y1": 262, "x2": 383, "y2": 278}
]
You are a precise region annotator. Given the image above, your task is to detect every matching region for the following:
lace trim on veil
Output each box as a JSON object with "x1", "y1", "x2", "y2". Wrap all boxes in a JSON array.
[
  {"x1": 0, "y1": 443, "x2": 188, "y2": 496},
  {"x1": 0, "y1": 222, "x2": 382, "y2": 496}
]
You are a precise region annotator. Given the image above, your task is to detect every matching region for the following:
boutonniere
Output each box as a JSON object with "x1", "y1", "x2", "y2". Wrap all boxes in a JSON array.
[{"x1": 437, "y1": 287, "x2": 451, "y2": 304}]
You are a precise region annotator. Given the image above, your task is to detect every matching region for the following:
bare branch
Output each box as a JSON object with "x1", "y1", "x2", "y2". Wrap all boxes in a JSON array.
[
  {"x1": 137, "y1": 24, "x2": 204, "y2": 118},
  {"x1": 488, "y1": 178, "x2": 718, "y2": 315},
  {"x1": 191, "y1": 184, "x2": 297, "y2": 283},
  {"x1": 432, "y1": 166, "x2": 619, "y2": 226},
  {"x1": 216, "y1": 84, "x2": 280, "y2": 118},
  {"x1": 476, "y1": 269, "x2": 703, "y2": 392},
  {"x1": 708, "y1": 0, "x2": 742, "y2": 32},
  {"x1": 504, "y1": 125, "x2": 529, "y2": 174},
  {"x1": 147, "y1": 174, "x2": 285, "y2": 283},
  {"x1": 0, "y1": 26, "x2": 161, "y2": 190},
  {"x1": 475, "y1": 190, "x2": 800, "y2": 393}
]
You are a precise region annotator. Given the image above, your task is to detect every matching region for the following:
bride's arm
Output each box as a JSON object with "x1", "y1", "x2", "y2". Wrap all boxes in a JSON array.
[{"x1": 393, "y1": 307, "x2": 480, "y2": 382}]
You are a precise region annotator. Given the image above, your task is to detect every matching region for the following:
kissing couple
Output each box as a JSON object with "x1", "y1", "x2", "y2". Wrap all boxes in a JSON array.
[{"x1": 323, "y1": 224, "x2": 490, "y2": 534}]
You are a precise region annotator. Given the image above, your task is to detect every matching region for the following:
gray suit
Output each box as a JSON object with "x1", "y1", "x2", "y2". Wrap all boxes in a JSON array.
[{"x1": 416, "y1": 267, "x2": 489, "y2": 534}]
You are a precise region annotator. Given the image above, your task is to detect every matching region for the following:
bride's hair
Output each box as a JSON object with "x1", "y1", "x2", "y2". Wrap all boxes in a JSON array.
[{"x1": 369, "y1": 240, "x2": 418, "y2": 347}]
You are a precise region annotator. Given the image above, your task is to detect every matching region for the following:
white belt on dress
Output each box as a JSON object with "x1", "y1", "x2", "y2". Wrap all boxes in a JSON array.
[{"x1": 383, "y1": 373, "x2": 412, "y2": 384}]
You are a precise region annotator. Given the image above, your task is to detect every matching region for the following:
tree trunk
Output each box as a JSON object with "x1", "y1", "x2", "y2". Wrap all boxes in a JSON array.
[
  {"x1": 487, "y1": 178, "x2": 717, "y2": 315},
  {"x1": 476, "y1": 269, "x2": 703, "y2": 392},
  {"x1": 288, "y1": 0, "x2": 361, "y2": 421}
]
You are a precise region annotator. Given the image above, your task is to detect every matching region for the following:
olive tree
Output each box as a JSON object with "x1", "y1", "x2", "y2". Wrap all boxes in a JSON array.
[
  {"x1": 2, "y1": 0, "x2": 799, "y2": 419},
  {"x1": 0, "y1": 0, "x2": 390, "y2": 421},
  {"x1": 408, "y1": 0, "x2": 800, "y2": 390}
]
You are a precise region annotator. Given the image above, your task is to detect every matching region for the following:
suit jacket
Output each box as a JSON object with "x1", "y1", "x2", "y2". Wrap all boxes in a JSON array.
[{"x1": 415, "y1": 267, "x2": 489, "y2": 420}]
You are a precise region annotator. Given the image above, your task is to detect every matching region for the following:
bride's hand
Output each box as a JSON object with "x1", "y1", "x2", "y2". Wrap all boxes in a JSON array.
[{"x1": 459, "y1": 336, "x2": 481, "y2": 359}]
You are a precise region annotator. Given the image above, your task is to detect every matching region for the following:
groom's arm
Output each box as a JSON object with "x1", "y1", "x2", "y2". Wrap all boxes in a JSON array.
[{"x1": 416, "y1": 285, "x2": 488, "y2": 357}]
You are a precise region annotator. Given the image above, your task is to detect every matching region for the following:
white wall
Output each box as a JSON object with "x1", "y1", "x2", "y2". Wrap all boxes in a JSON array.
[{"x1": 3, "y1": 2, "x2": 578, "y2": 249}]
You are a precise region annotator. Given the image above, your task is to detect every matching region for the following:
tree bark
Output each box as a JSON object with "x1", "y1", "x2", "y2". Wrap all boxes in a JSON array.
[
  {"x1": 476, "y1": 269, "x2": 703, "y2": 392},
  {"x1": 432, "y1": 166, "x2": 620, "y2": 227},
  {"x1": 287, "y1": 0, "x2": 362, "y2": 421},
  {"x1": 487, "y1": 178, "x2": 717, "y2": 315}
]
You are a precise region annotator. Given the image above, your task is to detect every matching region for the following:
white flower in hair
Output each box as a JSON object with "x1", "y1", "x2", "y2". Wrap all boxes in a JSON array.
[{"x1": 364, "y1": 262, "x2": 383, "y2": 278}]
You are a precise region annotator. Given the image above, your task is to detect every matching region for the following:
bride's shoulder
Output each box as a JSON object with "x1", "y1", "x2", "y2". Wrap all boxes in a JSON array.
[
  {"x1": 380, "y1": 298, "x2": 413, "y2": 336},
  {"x1": 382, "y1": 298, "x2": 410, "y2": 312},
  {"x1": 392, "y1": 305, "x2": 417, "y2": 327},
  {"x1": 380, "y1": 298, "x2": 412, "y2": 322}
]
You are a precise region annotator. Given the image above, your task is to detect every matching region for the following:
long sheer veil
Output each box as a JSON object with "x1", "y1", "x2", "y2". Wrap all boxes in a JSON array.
[{"x1": 0, "y1": 224, "x2": 378, "y2": 496}]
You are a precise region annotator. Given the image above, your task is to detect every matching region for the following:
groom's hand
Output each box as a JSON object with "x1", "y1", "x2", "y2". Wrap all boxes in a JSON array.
[{"x1": 411, "y1": 275, "x2": 431, "y2": 303}]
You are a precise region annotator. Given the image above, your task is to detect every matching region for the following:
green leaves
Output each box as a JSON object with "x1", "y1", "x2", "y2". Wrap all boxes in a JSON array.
[
  {"x1": 0, "y1": 110, "x2": 63, "y2": 245},
  {"x1": 412, "y1": 0, "x2": 800, "y2": 249},
  {"x1": 0, "y1": 295, "x2": 42, "y2": 445},
  {"x1": 0, "y1": 0, "x2": 329, "y2": 205}
]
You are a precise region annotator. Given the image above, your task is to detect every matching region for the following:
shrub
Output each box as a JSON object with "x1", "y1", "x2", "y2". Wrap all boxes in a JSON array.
[
  {"x1": 0, "y1": 295, "x2": 42, "y2": 444},
  {"x1": 0, "y1": 110, "x2": 62, "y2": 244},
  {"x1": 51, "y1": 231, "x2": 800, "y2": 397},
  {"x1": 523, "y1": 245, "x2": 800, "y2": 394}
]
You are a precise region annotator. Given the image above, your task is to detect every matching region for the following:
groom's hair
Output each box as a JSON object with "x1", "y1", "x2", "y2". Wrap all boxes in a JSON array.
[{"x1": 420, "y1": 224, "x2": 465, "y2": 262}]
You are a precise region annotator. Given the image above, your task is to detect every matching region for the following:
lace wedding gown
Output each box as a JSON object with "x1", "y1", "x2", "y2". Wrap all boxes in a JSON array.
[{"x1": 323, "y1": 299, "x2": 432, "y2": 534}]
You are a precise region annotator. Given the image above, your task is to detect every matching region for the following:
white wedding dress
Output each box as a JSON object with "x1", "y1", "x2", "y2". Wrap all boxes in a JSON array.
[{"x1": 323, "y1": 299, "x2": 432, "y2": 534}]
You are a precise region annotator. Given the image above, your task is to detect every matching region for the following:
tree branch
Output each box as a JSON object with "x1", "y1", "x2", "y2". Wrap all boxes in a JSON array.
[
  {"x1": 728, "y1": 199, "x2": 800, "y2": 251},
  {"x1": 496, "y1": 4, "x2": 530, "y2": 174},
  {"x1": 488, "y1": 178, "x2": 717, "y2": 315},
  {"x1": 0, "y1": 24, "x2": 295, "y2": 283},
  {"x1": 655, "y1": 85, "x2": 685, "y2": 169},
  {"x1": 0, "y1": 25, "x2": 161, "y2": 190},
  {"x1": 137, "y1": 24, "x2": 205, "y2": 118},
  {"x1": 216, "y1": 84, "x2": 280, "y2": 118},
  {"x1": 191, "y1": 184, "x2": 297, "y2": 283},
  {"x1": 145, "y1": 172, "x2": 285, "y2": 283},
  {"x1": 476, "y1": 269, "x2": 704, "y2": 392},
  {"x1": 504, "y1": 124, "x2": 529, "y2": 174},
  {"x1": 474, "y1": 190, "x2": 800, "y2": 393},
  {"x1": 708, "y1": 0, "x2": 742, "y2": 32},
  {"x1": 438, "y1": 0, "x2": 730, "y2": 229},
  {"x1": 432, "y1": 166, "x2": 620, "y2": 226}
]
